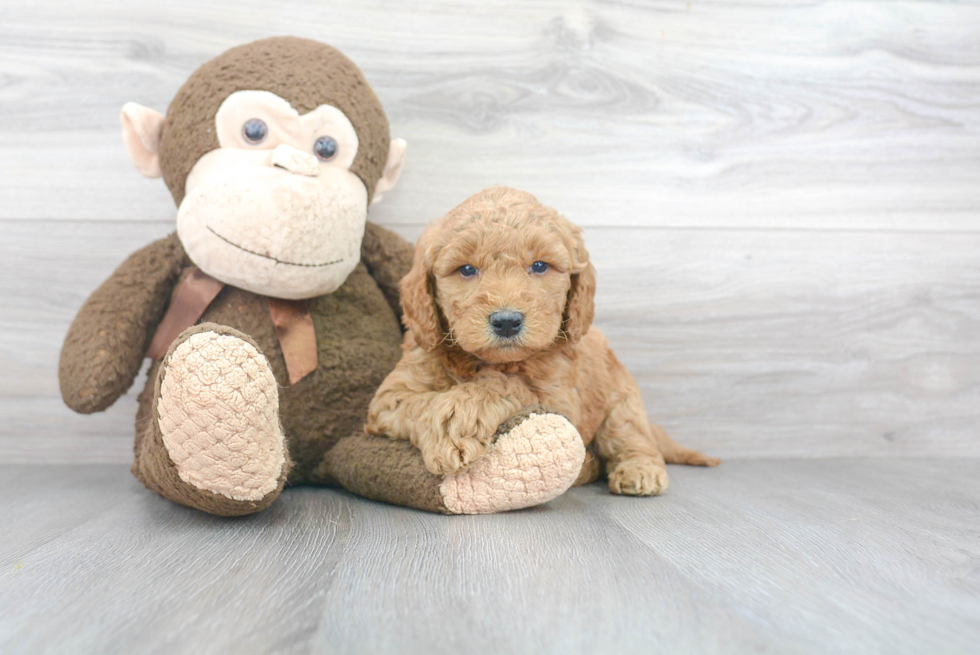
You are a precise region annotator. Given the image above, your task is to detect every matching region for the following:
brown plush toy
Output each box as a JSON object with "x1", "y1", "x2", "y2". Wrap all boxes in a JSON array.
[{"x1": 59, "y1": 37, "x2": 586, "y2": 516}]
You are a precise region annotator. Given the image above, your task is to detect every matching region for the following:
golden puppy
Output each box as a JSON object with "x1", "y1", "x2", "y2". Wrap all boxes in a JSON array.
[{"x1": 366, "y1": 187, "x2": 718, "y2": 496}]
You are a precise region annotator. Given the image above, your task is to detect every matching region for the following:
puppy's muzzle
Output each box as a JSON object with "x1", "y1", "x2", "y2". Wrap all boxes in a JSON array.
[{"x1": 489, "y1": 310, "x2": 524, "y2": 339}]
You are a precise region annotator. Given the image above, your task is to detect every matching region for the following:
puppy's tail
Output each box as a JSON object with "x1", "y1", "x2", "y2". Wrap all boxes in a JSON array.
[{"x1": 651, "y1": 423, "x2": 721, "y2": 467}]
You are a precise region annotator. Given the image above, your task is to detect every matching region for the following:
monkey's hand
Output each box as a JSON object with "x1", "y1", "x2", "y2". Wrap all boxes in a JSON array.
[{"x1": 59, "y1": 233, "x2": 186, "y2": 414}]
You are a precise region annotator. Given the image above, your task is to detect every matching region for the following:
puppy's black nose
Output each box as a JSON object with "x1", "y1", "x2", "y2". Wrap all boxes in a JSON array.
[{"x1": 489, "y1": 310, "x2": 524, "y2": 338}]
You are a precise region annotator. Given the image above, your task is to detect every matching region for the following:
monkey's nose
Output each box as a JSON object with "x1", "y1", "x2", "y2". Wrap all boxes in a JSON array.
[
  {"x1": 489, "y1": 310, "x2": 524, "y2": 339},
  {"x1": 271, "y1": 144, "x2": 320, "y2": 177}
]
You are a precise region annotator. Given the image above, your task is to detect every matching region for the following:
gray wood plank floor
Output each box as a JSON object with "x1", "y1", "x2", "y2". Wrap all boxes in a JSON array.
[{"x1": 2, "y1": 460, "x2": 978, "y2": 655}]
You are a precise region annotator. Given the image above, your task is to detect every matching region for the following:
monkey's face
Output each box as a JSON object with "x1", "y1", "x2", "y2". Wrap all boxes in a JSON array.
[
  {"x1": 120, "y1": 38, "x2": 407, "y2": 301},
  {"x1": 174, "y1": 91, "x2": 367, "y2": 299}
]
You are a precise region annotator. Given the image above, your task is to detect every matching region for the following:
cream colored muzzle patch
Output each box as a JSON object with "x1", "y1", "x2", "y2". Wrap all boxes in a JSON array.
[
  {"x1": 439, "y1": 413, "x2": 585, "y2": 514},
  {"x1": 177, "y1": 161, "x2": 368, "y2": 300},
  {"x1": 158, "y1": 331, "x2": 286, "y2": 501}
]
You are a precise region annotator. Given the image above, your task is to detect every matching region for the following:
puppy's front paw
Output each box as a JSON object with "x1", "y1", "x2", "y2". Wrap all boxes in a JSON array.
[
  {"x1": 608, "y1": 459, "x2": 669, "y2": 496},
  {"x1": 420, "y1": 434, "x2": 489, "y2": 475}
]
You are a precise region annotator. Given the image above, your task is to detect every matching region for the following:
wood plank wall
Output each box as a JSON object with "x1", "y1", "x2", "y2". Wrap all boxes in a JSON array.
[{"x1": 1, "y1": 0, "x2": 978, "y2": 462}]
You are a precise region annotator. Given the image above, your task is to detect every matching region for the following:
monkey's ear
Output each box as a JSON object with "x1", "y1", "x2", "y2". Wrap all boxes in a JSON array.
[
  {"x1": 120, "y1": 102, "x2": 165, "y2": 178},
  {"x1": 370, "y1": 138, "x2": 407, "y2": 206}
]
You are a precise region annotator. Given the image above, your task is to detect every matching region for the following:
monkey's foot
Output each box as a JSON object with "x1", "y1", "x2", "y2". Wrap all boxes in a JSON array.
[
  {"x1": 439, "y1": 406, "x2": 585, "y2": 514},
  {"x1": 157, "y1": 325, "x2": 287, "y2": 502}
]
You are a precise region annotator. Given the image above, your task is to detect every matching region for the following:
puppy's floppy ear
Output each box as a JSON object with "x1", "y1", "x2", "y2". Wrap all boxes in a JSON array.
[
  {"x1": 561, "y1": 224, "x2": 596, "y2": 345},
  {"x1": 399, "y1": 229, "x2": 443, "y2": 351}
]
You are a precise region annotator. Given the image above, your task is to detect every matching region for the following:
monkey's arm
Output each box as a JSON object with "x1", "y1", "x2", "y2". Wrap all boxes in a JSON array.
[
  {"x1": 360, "y1": 221, "x2": 414, "y2": 325},
  {"x1": 59, "y1": 232, "x2": 187, "y2": 414}
]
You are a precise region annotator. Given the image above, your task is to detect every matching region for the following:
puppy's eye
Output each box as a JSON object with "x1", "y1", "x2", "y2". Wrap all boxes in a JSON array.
[
  {"x1": 530, "y1": 261, "x2": 549, "y2": 274},
  {"x1": 242, "y1": 119, "x2": 268, "y2": 144},
  {"x1": 458, "y1": 264, "x2": 478, "y2": 278},
  {"x1": 314, "y1": 136, "x2": 338, "y2": 161}
]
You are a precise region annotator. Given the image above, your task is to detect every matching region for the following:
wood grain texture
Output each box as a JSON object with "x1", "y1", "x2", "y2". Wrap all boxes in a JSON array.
[
  {"x1": 1, "y1": 2, "x2": 979, "y2": 461},
  {"x1": 4, "y1": 220, "x2": 979, "y2": 462},
  {"x1": 3, "y1": 6, "x2": 978, "y2": 652},
  {"x1": 1, "y1": 460, "x2": 978, "y2": 655},
  {"x1": 0, "y1": 0, "x2": 978, "y2": 229}
]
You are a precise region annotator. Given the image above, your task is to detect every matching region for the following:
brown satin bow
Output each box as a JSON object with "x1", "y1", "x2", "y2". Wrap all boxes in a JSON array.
[
  {"x1": 266, "y1": 297, "x2": 317, "y2": 385},
  {"x1": 146, "y1": 267, "x2": 318, "y2": 385}
]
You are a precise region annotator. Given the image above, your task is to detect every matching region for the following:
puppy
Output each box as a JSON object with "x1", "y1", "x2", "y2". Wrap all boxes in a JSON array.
[{"x1": 366, "y1": 187, "x2": 718, "y2": 496}]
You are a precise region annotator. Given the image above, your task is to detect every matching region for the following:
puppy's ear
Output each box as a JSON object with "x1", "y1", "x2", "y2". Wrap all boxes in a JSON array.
[
  {"x1": 399, "y1": 231, "x2": 443, "y2": 351},
  {"x1": 561, "y1": 224, "x2": 596, "y2": 345}
]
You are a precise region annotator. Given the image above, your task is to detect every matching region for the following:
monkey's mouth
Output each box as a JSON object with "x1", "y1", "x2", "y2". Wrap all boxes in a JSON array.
[{"x1": 207, "y1": 226, "x2": 344, "y2": 268}]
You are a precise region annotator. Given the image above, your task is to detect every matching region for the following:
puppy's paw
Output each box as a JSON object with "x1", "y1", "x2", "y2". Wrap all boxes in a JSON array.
[
  {"x1": 420, "y1": 434, "x2": 489, "y2": 475},
  {"x1": 444, "y1": 411, "x2": 499, "y2": 449},
  {"x1": 608, "y1": 459, "x2": 669, "y2": 496}
]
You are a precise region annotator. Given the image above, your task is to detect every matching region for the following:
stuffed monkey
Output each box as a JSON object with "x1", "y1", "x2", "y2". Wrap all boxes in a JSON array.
[{"x1": 59, "y1": 37, "x2": 586, "y2": 516}]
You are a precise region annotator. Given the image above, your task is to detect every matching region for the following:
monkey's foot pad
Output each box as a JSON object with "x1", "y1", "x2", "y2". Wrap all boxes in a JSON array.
[
  {"x1": 440, "y1": 412, "x2": 586, "y2": 514},
  {"x1": 157, "y1": 330, "x2": 285, "y2": 502}
]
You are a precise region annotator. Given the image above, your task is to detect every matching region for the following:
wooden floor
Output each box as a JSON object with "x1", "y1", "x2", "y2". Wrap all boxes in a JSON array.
[
  {"x1": 2, "y1": 2, "x2": 979, "y2": 653},
  {"x1": 1, "y1": 459, "x2": 978, "y2": 655}
]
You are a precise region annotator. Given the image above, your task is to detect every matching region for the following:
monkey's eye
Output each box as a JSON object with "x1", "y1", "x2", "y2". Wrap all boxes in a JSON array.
[
  {"x1": 530, "y1": 261, "x2": 549, "y2": 274},
  {"x1": 242, "y1": 119, "x2": 268, "y2": 144},
  {"x1": 458, "y1": 264, "x2": 478, "y2": 278},
  {"x1": 314, "y1": 136, "x2": 338, "y2": 161}
]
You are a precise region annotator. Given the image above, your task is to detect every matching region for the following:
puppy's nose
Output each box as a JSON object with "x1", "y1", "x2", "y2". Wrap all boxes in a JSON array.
[{"x1": 489, "y1": 310, "x2": 524, "y2": 338}]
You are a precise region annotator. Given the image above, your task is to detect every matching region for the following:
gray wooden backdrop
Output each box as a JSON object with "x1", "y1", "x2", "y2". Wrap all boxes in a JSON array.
[{"x1": 2, "y1": 0, "x2": 978, "y2": 463}]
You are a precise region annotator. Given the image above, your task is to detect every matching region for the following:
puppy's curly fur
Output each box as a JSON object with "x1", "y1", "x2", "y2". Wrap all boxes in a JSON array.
[{"x1": 366, "y1": 187, "x2": 718, "y2": 496}]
